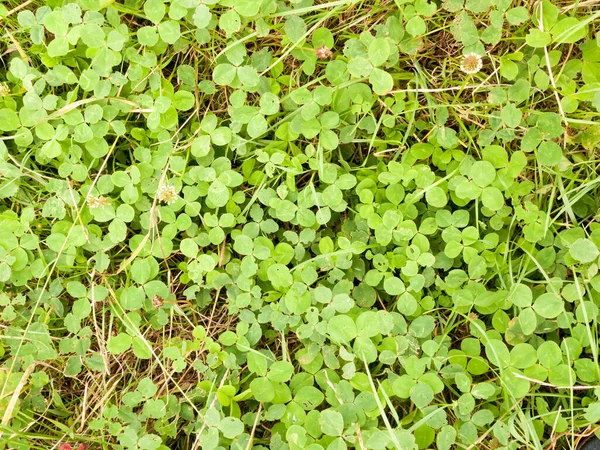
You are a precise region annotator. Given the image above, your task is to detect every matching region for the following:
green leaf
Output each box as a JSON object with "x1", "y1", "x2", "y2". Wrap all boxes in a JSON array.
[
  {"x1": 410, "y1": 382, "x2": 434, "y2": 408},
  {"x1": 48, "y1": 37, "x2": 69, "y2": 57},
  {"x1": 519, "y1": 308, "x2": 538, "y2": 336},
  {"x1": 198, "y1": 254, "x2": 217, "y2": 273},
  {"x1": 64, "y1": 356, "x2": 82, "y2": 377},
  {"x1": 248, "y1": 114, "x2": 268, "y2": 138},
  {"x1": 508, "y1": 79, "x2": 532, "y2": 104},
  {"x1": 508, "y1": 283, "x2": 533, "y2": 308},
  {"x1": 384, "y1": 276, "x2": 405, "y2": 295},
  {"x1": 284, "y1": 16, "x2": 307, "y2": 42},
  {"x1": 247, "y1": 352, "x2": 268, "y2": 376},
  {"x1": 453, "y1": 12, "x2": 479, "y2": 46},
  {"x1": 368, "y1": 38, "x2": 390, "y2": 67},
  {"x1": 250, "y1": 377, "x2": 275, "y2": 402},
  {"x1": 294, "y1": 385, "x2": 324, "y2": 410},
  {"x1": 501, "y1": 103, "x2": 522, "y2": 128},
  {"x1": 425, "y1": 187, "x2": 448, "y2": 208},
  {"x1": 537, "y1": 341, "x2": 562, "y2": 368},
  {"x1": 506, "y1": 7, "x2": 529, "y2": 25},
  {"x1": 537, "y1": 141, "x2": 562, "y2": 166},
  {"x1": 40, "y1": 140, "x2": 62, "y2": 159},
  {"x1": 537, "y1": 112, "x2": 564, "y2": 138},
  {"x1": 327, "y1": 315, "x2": 356, "y2": 344},
  {"x1": 406, "y1": 16, "x2": 426, "y2": 37},
  {"x1": 481, "y1": 186, "x2": 504, "y2": 210},
  {"x1": 43, "y1": 11, "x2": 68, "y2": 35},
  {"x1": 144, "y1": 0, "x2": 165, "y2": 24},
  {"x1": 570, "y1": 238, "x2": 599, "y2": 263},
  {"x1": 85, "y1": 353, "x2": 106, "y2": 371},
  {"x1": 437, "y1": 426, "x2": 457, "y2": 450},
  {"x1": 267, "y1": 361, "x2": 294, "y2": 383},
  {"x1": 72, "y1": 299, "x2": 91, "y2": 319},
  {"x1": 131, "y1": 258, "x2": 151, "y2": 284},
  {"x1": 510, "y1": 343, "x2": 537, "y2": 369},
  {"x1": 0, "y1": 109, "x2": 21, "y2": 131},
  {"x1": 551, "y1": 17, "x2": 587, "y2": 44},
  {"x1": 237, "y1": 66, "x2": 259, "y2": 87},
  {"x1": 137, "y1": 378, "x2": 158, "y2": 398},
  {"x1": 533, "y1": 293, "x2": 564, "y2": 318},
  {"x1": 192, "y1": 135, "x2": 211, "y2": 157},
  {"x1": 319, "y1": 410, "x2": 344, "y2": 436},
  {"x1": 220, "y1": 9, "x2": 241, "y2": 35},
  {"x1": 526, "y1": 29, "x2": 551, "y2": 47},
  {"x1": 312, "y1": 28, "x2": 334, "y2": 48},
  {"x1": 411, "y1": 143, "x2": 435, "y2": 159},
  {"x1": 584, "y1": 403, "x2": 600, "y2": 423},
  {"x1": 533, "y1": 0, "x2": 558, "y2": 30},
  {"x1": 482, "y1": 145, "x2": 508, "y2": 168},
  {"x1": 213, "y1": 64, "x2": 237, "y2": 86},
  {"x1": 267, "y1": 263, "x2": 293, "y2": 288},
  {"x1": 485, "y1": 339, "x2": 510, "y2": 368},
  {"x1": 138, "y1": 435, "x2": 161, "y2": 450},
  {"x1": 172, "y1": 91, "x2": 195, "y2": 111},
  {"x1": 208, "y1": 179, "x2": 229, "y2": 208},
  {"x1": 107, "y1": 333, "x2": 132, "y2": 354},
  {"x1": 469, "y1": 161, "x2": 496, "y2": 187},
  {"x1": 143, "y1": 398, "x2": 166, "y2": 419},
  {"x1": 158, "y1": 20, "x2": 181, "y2": 44},
  {"x1": 138, "y1": 26, "x2": 159, "y2": 46},
  {"x1": 235, "y1": 0, "x2": 260, "y2": 17},
  {"x1": 193, "y1": 5, "x2": 211, "y2": 28},
  {"x1": 415, "y1": 0, "x2": 437, "y2": 16},
  {"x1": 219, "y1": 417, "x2": 244, "y2": 439},
  {"x1": 80, "y1": 24, "x2": 104, "y2": 48},
  {"x1": 369, "y1": 68, "x2": 393, "y2": 95},
  {"x1": 79, "y1": 69, "x2": 100, "y2": 91}
]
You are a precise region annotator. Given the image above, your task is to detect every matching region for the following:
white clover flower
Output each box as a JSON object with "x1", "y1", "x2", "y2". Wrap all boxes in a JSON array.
[
  {"x1": 86, "y1": 195, "x2": 109, "y2": 208},
  {"x1": 157, "y1": 184, "x2": 177, "y2": 204},
  {"x1": 460, "y1": 53, "x2": 483, "y2": 75},
  {"x1": 0, "y1": 82, "x2": 9, "y2": 97}
]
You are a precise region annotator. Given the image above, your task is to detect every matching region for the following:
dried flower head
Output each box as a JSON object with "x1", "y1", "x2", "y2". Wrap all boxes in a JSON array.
[
  {"x1": 315, "y1": 46, "x2": 333, "y2": 60},
  {"x1": 460, "y1": 53, "x2": 483, "y2": 75},
  {"x1": 86, "y1": 195, "x2": 110, "y2": 208},
  {"x1": 157, "y1": 183, "x2": 177, "y2": 204},
  {"x1": 59, "y1": 444, "x2": 87, "y2": 450},
  {"x1": 151, "y1": 295, "x2": 164, "y2": 308},
  {"x1": 0, "y1": 82, "x2": 9, "y2": 97}
]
